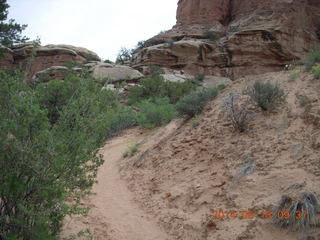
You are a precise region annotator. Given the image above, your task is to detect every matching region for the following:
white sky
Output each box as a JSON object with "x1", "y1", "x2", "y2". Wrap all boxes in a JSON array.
[{"x1": 7, "y1": 0, "x2": 178, "y2": 61}]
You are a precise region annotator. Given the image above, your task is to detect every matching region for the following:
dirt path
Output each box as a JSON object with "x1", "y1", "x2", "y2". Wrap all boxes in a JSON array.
[{"x1": 63, "y1": 129, "x2": 169, "y2": 240}]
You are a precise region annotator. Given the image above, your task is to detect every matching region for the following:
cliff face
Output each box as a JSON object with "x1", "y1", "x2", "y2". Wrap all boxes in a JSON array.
[
  {"x1": 132, "y1": 0, "x2": 320, "y2": 79},
  {"x1": 176, "y1": 0, "x2": 231, "y2": 25},
  {"x1": 1, "y1": 43, "x2": 101, "y2": 79}
]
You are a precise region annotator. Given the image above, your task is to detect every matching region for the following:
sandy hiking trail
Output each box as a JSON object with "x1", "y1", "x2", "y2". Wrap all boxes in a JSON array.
[{"x1": 63, "y1": 128, "x2": 172, "y2": 240}]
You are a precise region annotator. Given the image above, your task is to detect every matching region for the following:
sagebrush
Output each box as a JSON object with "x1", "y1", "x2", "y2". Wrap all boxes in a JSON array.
[
  {"x1": 244, "y1": 81, "x2": 286, "y2": 111},
  {"x1": 224, "y1": 93, "x2": 251, "y2": 132},
  {"x1": 176, "y1": 86, "x2": 224, "y2": 118},
  {"x1": 136, "y1": 98, "x2": 177, "y2": 128}
]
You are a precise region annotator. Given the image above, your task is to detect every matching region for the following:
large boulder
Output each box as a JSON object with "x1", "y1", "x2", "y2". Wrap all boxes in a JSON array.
[
  {"x1": 133, "y1": 0, "x2": 320, "y2": 79},
  {"x1": 45, "y1": 44, "x2": 101, "y2": 62},
  {"x1": 89, "y1": 63, "x2": 143, "y2": 83},
  {"x1": 32, "y1": 66, "x2": 73, "y2": 82}
]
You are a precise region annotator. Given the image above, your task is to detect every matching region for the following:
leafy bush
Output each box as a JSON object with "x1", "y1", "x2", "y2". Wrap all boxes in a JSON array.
[
  {"x1": 288, "y1": 72, "x2": 300, "y2": 81},
  {"x1": 127, "y1": 75, "x2": 197, "y2": 105},
  {"x1": 149, "y1": 65, "x2": 165, "y2": 76},
  {"x1": 0, "y1": 70, "x2": 136, "y2": 239},
  {"x1": 115, "y1": 47, "x2": 132, "y2": 65},
  {"x1": 298, "y1": 95, "x2": 310, "y2": 107},
  {"x1": 195, "y1": 73, "x2": 205, "y2": 82},
  {"x1": 123, "y1": 142, "x2": 139, "y2": 158},
  {"x1": 203, "y1": 31, "x2": 220, "y2": 41},
  {"x1": 35, "y1": 74, "x2": 119, "y2": 125},
  {"x1": 106, "y1": 107, "x2": 137, "y2": 138},
  {"x1": 224, "y1": 93, "x2": 250, "y2": 132},
  {"x1": 244, "y1": 81, "x2": 286, "y2": 111},
  {"x1": 191, "y1": 116, "x2": 201, "y2": 127},
  {"x1": 0, "y1": 0, "x2": 29, "y2": 47},
  {"x1": 176, "y1": 87, "x2": 222, "y2": 118},
  {"x1": 305, "y1": 51, "x2": 320, "y2": 71},
  {"x1": 312, "y1": 64, "x2": 320, "y2": 79},
  {"x1": 136, "y1": 98, "x2": 176, "y2": 128},
  {"x1": 104, "y1": 59, "x2": 113, "y2": 64}
]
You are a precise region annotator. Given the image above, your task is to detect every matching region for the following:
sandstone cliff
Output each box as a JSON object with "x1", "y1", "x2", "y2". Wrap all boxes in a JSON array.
[{"x1": 132, "y1": 0, "x2": 320, "y2": 79}]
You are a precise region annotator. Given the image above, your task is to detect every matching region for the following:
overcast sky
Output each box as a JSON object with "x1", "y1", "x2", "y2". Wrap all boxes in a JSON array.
[{"x1": 8, "y1": 0, "x2": 178, "y2": 61}]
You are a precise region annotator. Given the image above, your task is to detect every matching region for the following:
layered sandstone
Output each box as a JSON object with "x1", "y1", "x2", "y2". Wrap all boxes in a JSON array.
[
  {"x1": 11, "y1": 43, "x2": 100, "y2": 79},
  {"x1": 133, "y1": 0, "x2": 320, "y2": 79}
]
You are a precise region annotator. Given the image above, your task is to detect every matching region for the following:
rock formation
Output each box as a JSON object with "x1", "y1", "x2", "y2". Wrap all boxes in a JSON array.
[
  {"x1": 132, "y1": 0, "x2": 320, "y2": 79},
  {"x1": 10, "y1": 43, "x2": 100, "y2": 79},
  {"x1": 0, "y1": 42, "x2": 143, "y2": 83}
]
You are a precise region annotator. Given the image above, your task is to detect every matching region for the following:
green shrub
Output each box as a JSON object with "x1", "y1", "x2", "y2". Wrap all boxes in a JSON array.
[
  {"x1": 176, "y1": 87, "x2": 220, "y2": 118},
  {"x1": 298, "y1": 95, "x2": 310, "y2": 107},
  {"x1": 288, "y1": 72, "x2": 300, "y2": 81},
  {"x1": 35, "y1": 75, "x2": 119, "y2": 125},
  {"x1": 305, "y1": 51, "x2": 320, "y2": 71},
  {"x1": 244, "y1": 81, "x2": 286, "y2": 111},
  {"x1": 149, "y1": 65, "x2": 165, "y2": 76},
  {"x1": 123, "y1": 142, "x2": 139, "y2": 158},
  {"x1": 127, "y1": 75, "x2": 197, "y2": 105},
  {"x1": 0, "y1": 70, "x2": 136, "y2": 239},
  {"x1": 191, "y1": 117, "x2": 201, "y2": 127},
  {"x1": 106, "y1": 108, "x2": 137, "y2": 138},
  {"x1": 64, "y1": 60, "x2": 78, "y2": 69},
  {"x1": 203, "y1": 31, "x2": 220, "y2": 41},
  {"x1": 195, "y1": 73, "x2": 205, "y2": 82},
  {"x1": 312, "y1": 64, "x2": 320, "y2": 79},
  {"x1": 104, "y1": 59, "x2": 113, "y2": 64},
  {"x1": 136, "y1": 98, "x2": 176, "y2": 128}
]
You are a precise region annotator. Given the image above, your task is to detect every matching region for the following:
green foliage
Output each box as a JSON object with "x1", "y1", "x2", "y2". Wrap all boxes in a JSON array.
[
  {"x1": 312, "y1": 64, "x2": 320, "y2": 79},
  {"x1": 176, "y1": 87, "x2": 221, "y2": 118},
  {"x1": 195, "y1": 73, "x2": 205, "y2": 82},
  {"x1": 191, "y1": 117, "x2": 200, "y2": 127},
  {"x1": 64, "y1": 61, "x2": 78, "y2": 69},
  {"x1": 149, "y1": 65, "x2": 164, "y2": 76},
  {"x1": 288, "y1": 72, "x2": 300, "y2": 81},
  {"x1": 127, "y1": 75, "x2": 197, "y2": 105},
  {"x1": 115, "y1": 47, "x2": 132, "y2": 65},
  {"x1": 244, "y1": 81, "x2": 286, "y2": 111},
  {"x1": 0, "y1": 0, "x2": 29, "y2": 47},
  {"x1": 0, "y1": 70, "x2": 136, "y2": 239},
  {"x1": 123, "y1": 142, "x2": 139, "y2": 158},
  {"x1": 305, "y1": 51, "x2": 320, "y2": 72},
  {"x1": 103, "y1": 59, "x2": 113, "y2": 64},
  {"x1": 136, "y1": 98, "x2": 176, "y2": 128},
  {"x1": 106, "y1": 107, "x2": 137, "y2": 138},
  {"x1": 203, "y1": 31, "x2": 220, "y2": 41},
  {"x1": 35, "y1": 74, "x2": 119, "y2": 125},
  {"x1": 298, "y1": 95, "x2": 310, "y2": 107}
]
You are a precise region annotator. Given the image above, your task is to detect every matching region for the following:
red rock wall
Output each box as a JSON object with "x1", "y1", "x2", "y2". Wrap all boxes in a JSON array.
[
  {"x1": 133, "y1": 0, "x2": 320, "y2": 79},
  {"x1": 176, "y1": 0, "x2": 231, "y2": 25},
  {"x1": 17, "y1": 54, "x2": 85, "y2": 78}
]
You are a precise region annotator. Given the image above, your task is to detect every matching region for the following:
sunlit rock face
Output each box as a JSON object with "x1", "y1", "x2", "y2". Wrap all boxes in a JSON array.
[{"x1": 132, "y1": 0, "x2": 320, "y2": 79}]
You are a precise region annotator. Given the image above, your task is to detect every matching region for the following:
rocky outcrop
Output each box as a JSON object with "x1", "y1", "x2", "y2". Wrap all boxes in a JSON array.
[
  {"x1": 0, "y1": 45, "x2": 14, "y2": 69},
  {"x1": 32, "y1": 66, "x2": 83, "y2": 82},
  {"x1": 133, "y1": 0, "x2": 320, "y2": 79},
  {"x1": 45, "y1": 44, "x2": 100, "y2": 62},
  {"x1": 88, "y1": 62, "x2": 143, "y2": 83},
  {"x1": 11, "y1": 43, "x2": 91, "y2": 79}
]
